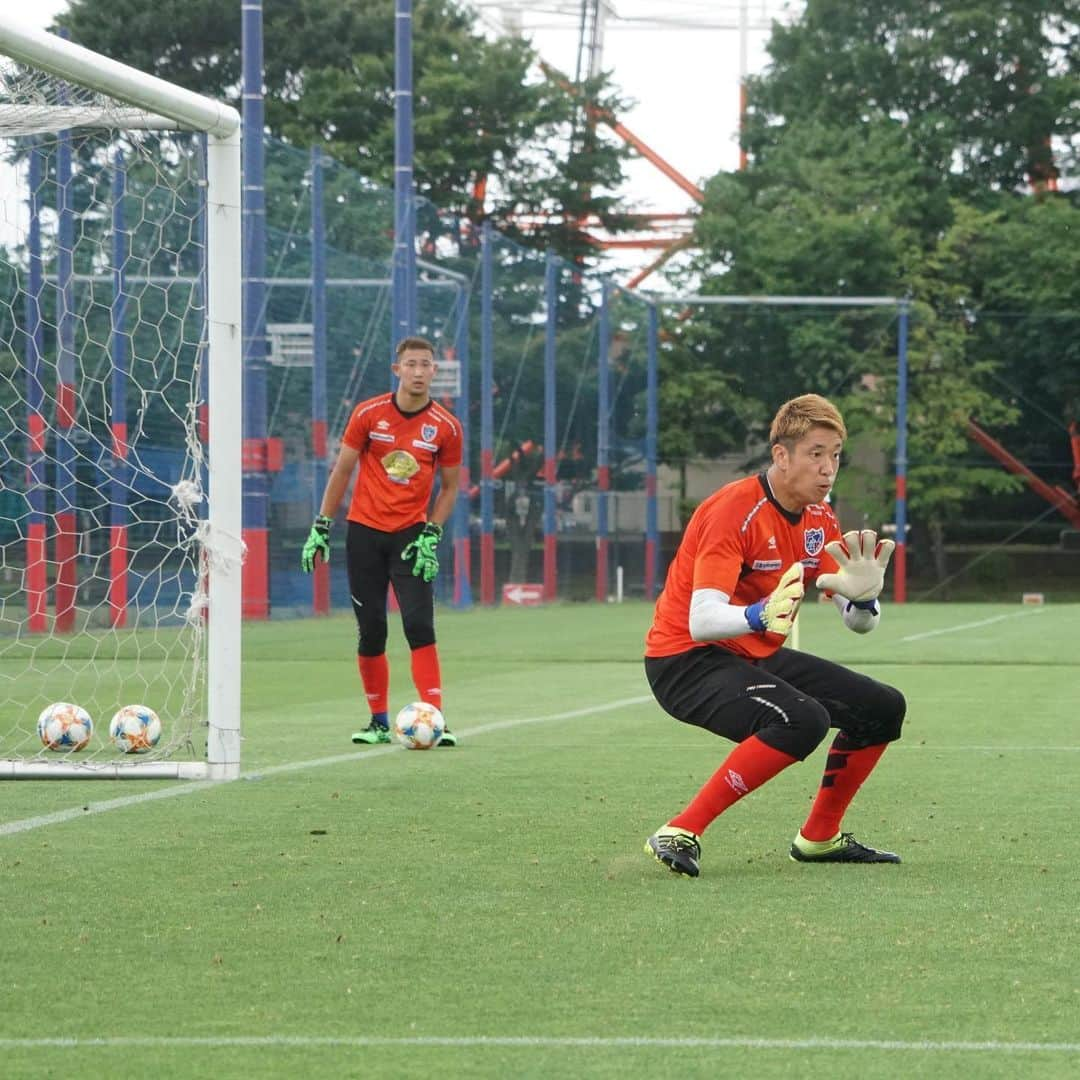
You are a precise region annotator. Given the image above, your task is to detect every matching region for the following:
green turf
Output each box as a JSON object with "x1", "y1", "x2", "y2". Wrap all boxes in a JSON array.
[{"x1": 0, "y1": 601, "x2": 1078, "y2": 1079}]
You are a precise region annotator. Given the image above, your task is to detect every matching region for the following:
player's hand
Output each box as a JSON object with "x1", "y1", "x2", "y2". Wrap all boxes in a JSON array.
[
  {"x1": 745, "y1": 562, "x2": 805, "y2": 637},
  {"x1": 301, "y1": 515, "x2": 332, "y2": 573},
  {"x1": 815, "y1": 529, "x2": 895, "y2": 602},
  {"x1": 401, "y1": 522, "x2": 442, "y2": 583}
]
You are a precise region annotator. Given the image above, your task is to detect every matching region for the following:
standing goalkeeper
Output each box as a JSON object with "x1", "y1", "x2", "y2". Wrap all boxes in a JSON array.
[
  {"x1": 643, "y1": 394, "x2": 905, "y2": 876},
  {"x1": 301, "y1": 336, "x2": 462, "y2": 746}
]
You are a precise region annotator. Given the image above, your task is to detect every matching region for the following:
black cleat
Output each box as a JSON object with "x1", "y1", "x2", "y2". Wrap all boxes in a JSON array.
[
  {"x1": 645, "y1": 826, "x2": 702, "y2": 877},
  {"x1": 437, "y1": 728, "x2": 458, "y2": 747},
  {"x1": 790, "y1": 832, "x2": 900, "y2": 863}
]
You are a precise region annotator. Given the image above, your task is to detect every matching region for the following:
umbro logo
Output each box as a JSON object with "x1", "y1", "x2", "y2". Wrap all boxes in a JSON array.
[
  {"x1": 376, "y1": 420, "x2": 390, "y2": 430},
  {"x1": 724, "y1": 769, "x2": 749, "y2": 795}
]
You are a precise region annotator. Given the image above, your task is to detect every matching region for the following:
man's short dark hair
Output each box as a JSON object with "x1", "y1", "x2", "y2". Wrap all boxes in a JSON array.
[{"x1": 395, "y1": 336, "x2": 436, "y2": 358}]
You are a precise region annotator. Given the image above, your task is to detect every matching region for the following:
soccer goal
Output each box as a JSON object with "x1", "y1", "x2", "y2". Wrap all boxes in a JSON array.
[{"x1": 0, "y1": 20, "x2": 241, "y2": 779}]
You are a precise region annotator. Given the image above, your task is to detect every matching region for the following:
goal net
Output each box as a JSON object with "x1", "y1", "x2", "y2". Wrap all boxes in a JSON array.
[{"x1": 0, "y1": 21, "x2": 241, "y2": 779}]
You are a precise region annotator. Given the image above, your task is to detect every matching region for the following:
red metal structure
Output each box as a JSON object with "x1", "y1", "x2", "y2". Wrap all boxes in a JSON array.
[{"x1": 967, "y1": 420, "x2": 1080, "y2": 529}]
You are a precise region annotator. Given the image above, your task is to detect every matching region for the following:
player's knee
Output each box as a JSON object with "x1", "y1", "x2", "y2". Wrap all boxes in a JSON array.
[
  {"x1": 876, "y1": 685, "x2": 906, "y2": 743},
  {"x1": 403, "y1": 619, "x2": 435, "y2": 650},
  {"x1": 356, "y1": 624, "x2": 388, "y2": 656},
  {"x1": 758, "y1": 697, "x2": 830, "y2": 761}
]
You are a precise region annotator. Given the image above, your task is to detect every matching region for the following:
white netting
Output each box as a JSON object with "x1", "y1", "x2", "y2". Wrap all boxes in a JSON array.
[{"x1": 0, "y1": 60, "x2": 209, "y2": 768}]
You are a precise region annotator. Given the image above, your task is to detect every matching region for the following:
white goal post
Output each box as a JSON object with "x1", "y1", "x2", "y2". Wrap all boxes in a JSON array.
[{"x1": 0, "y1": 20, "x2": 241, "y2": 779}]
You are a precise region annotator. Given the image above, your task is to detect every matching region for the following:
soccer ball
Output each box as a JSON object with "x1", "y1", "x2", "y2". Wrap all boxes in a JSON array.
[
  {"x1": 37, "y1": 702, "x2": 93, "y2": 752},
  {"x1": 109, "y1": 704, "x2": 163, "y2": 754},
  {"x1": 393, "y1": 701, "x2": 445, "y2": 750}
]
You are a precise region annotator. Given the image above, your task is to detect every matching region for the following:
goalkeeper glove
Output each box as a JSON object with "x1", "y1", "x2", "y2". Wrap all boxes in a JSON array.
[
  {"x1": 815, "y1": 529, "x2": 895, "y2": 603},
  {"x1": 401, "y1": 522, "x2": 442, "y2": 583},
  {"x1": 745, "y1": 562, "x2": 805, "y2": 637},
  {"x1": 301, "y1": 515, "x2": 332, "y2": 573}
]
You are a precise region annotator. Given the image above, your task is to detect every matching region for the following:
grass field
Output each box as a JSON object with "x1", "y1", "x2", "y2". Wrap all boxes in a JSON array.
[{"x1": 1, "y1": 600, "x2": 1078, "y2": 1079}]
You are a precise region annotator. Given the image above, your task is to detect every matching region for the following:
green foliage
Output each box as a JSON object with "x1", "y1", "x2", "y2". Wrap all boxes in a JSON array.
[{"x1": 58, "y1": 0, "x2": 635, "y2": 267}]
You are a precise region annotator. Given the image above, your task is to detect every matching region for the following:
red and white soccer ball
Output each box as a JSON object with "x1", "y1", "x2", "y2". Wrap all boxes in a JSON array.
[
  {"x1": 109, "y1": 704, "x2": 163, "y2": 754},
  {"x1": 393, "y1": 701, "x2": 445, "y2": 750},
  {"x1": 37, "y1": 702, "x2": 94, "y2": 752}
]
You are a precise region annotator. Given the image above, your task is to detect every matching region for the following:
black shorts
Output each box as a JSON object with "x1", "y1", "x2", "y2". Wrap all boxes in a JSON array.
[
  {"x1": 644, "y1": 645, "x2": 905, "y2": 760},
  {"x1": 346, "y1": 521, "x2": 436, "y2": 655}
]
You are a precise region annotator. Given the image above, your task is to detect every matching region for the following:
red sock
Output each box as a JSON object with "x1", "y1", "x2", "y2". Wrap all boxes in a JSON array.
[
  {"x1": 409, "y1": 643, "x2": 442, "y2": 714},
  {"x1": 669, "y1": 735, "x2": 797, "y2": 837},
  {"x1": 800, "y1": 740, "x2": 889, "y2": 841},
  {"x1": 357, "y1": 654, "x2": 389, "y2": 715}
]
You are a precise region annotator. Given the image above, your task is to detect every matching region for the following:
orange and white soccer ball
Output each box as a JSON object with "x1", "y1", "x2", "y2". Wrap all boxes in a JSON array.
[
  {"x1": 393, "y1": 701, "x2": 445, "y2": 750},
  {"x1": 109, "y1": 704, "x2": 163, "y2": 754},
  {"x1": 37, "y1": 702, "x2": 93, "y2": 751}
]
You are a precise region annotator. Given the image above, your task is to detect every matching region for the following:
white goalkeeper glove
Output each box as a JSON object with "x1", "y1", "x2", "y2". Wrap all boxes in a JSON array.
[
  {"x1": 815, "y1": 529, "x2": 896, "y2": 603},
  {"x1": 744, "y1": 562, "x2": 805, "y2": 637}
]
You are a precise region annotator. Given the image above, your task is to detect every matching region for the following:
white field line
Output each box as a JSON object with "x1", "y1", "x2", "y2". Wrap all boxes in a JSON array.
[
  {"x1": 0, "y1": 695, "x2": 653, "y2": 837},
  {"x1": 900, "y1": 608, "x2": 1044, "y2": 642},
  {"x1": 0, "y1": 1034, "x2": 1078, "y2": 1054}
]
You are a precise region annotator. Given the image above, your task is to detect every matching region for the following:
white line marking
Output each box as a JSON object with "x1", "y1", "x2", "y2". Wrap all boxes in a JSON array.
[
  {"x1": 900, "y1": 608, "x2": 1043, "y2": 642},
  {"x1": 896, "y1": 745, "x2": 1080, "y2": 752},
  {"x1": 0, "y1": 1035, "x2": 1077, "y2": 1054},
  {"x1": 0, "y1": 695, "x2": 653, "y2": 837}
]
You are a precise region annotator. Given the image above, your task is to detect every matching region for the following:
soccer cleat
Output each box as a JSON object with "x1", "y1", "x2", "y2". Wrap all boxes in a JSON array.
[
  {"x1": 644, "y1": 826, "x2": 701, "y2": 878},
  {"x1": 436, "y1": 728, "x2": 458, "y2": 747},
  {"x1": 351, "y1": 719, "x2": 391, "y2": 745},
  {"x1": 789, "y1": 831, "x2": 901, "y2": 864}
]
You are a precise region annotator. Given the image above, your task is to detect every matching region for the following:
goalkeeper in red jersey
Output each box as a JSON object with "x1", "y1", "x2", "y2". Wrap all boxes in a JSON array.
[
  {"x1": 643, "y1": 394, "x2": 904, "y2": 876},
  {"x1": 301, "y1": 337, "x2": 462, "y2": 746}
]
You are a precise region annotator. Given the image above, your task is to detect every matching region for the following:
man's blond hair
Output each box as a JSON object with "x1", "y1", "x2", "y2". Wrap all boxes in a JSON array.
[{"x1": 769, "y1": 393, "x2": 847, "y2": 446}]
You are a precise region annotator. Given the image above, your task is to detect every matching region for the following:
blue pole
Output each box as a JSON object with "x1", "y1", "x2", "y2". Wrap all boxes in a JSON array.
[
  {"x1": 543, "y1": 251, "x2": 558, "y2": 601},
  {"x1": 242, "y1": 0, "x2": 270, "y2": 618},
  {"x1": 895, "y1": 300, "x2": 909, "y2": 603},
  {"x1": 645, "y1": 302, "x2": 659, "y2": 600},
  {"x1": 595, "y1": 279, "x2": 610, "y2": 602},
  {"x1": 453, "y1": 284, "x2": 473, "y2": 609},
  {"x1": 392, "y1": 0, "x2": 416, "y2": 354},
  {"x1": 480, "y1": 219, "x2": 494, "y2": 605},
  {"x1": 24, "y1": 143, "x2": 47, "y2": 632},
  {"x1": 109, "y1": 149, "x2": 130, "y2": 627},
  {"x1": 311, "y1": 144, "x2": 330, "y2": 614}
]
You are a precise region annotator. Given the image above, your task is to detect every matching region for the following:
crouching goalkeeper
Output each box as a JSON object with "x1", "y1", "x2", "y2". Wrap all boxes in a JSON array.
[
  {"x1": 643, "y1": 393, "x2": 905, "y2": 877},
  {"x1": 301, "y1": 336, "x2": 462, "y2": 746}
]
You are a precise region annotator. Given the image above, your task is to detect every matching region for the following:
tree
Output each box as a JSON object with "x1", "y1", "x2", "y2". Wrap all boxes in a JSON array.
[
  {"x1": 745, "y1": 0, "x2": 1079, "y2": 199},
  {"x1": 58, "y1": 0, "x2": 634, "y2": 266}
]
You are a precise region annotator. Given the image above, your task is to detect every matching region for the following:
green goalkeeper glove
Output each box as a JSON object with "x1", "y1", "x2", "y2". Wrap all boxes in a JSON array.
[
  {"x1": 401, "y1": 522, "x2": 443, "y2": 583},
  {"x1": 301, "y1": 515, "x2": 332, "y2": 573},
  {"x1": 744, "y1": 562, "x2": 805, "y2": 637},
  {"x1": 815, "y1": 529, "x2": 895, "y2": 603}
]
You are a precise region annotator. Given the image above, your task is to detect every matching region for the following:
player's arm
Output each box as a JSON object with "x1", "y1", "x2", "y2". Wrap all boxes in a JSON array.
[
  {"x1": 301, "y1": 444, "x2": 360, "y2": 572},
  {"x1": 690, "y1": 563, "x2": 805, "y2": 641},
  {"x1": 427, "y1": 463, "x2": 460, "y2": 528}
]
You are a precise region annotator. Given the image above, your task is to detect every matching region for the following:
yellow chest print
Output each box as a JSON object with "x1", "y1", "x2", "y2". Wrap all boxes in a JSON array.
[{"x1": 382, "y1": 449, "x2": 420, "y2": 483}]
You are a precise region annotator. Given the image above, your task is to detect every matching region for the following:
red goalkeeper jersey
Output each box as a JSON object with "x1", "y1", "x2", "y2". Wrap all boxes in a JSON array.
[
  {"x1": 341, "y1": 394, "x2": 462, "y2": 532},
  {"x1": 645, "y1": 473, "x2": 843, "y2": 661}
]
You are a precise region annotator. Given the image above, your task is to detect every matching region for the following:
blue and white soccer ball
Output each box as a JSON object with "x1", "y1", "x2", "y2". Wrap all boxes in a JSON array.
[
  {"x1": 109, "y1": 704, "x2": 163, "y2": 754},
  {"x1": 393, "y1": 701, "x2": 445, "y2": 750},
  {"x1": 37, "y1": 702, "x2": 94, "y2": 752}
]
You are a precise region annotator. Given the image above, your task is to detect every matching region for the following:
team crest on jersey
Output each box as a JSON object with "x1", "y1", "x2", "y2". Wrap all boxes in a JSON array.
[
  {"x1": 421, "y1": 423, "x2": 437, "y2": 442},
  {"x1": 381, "y1": 449, "x2": 420, "y2": 484},
  {"x1": 803, "y1": 527, "x2": 825, "y2": 556}
]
